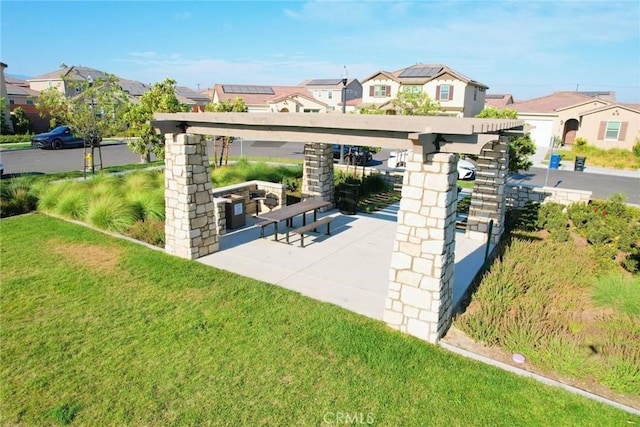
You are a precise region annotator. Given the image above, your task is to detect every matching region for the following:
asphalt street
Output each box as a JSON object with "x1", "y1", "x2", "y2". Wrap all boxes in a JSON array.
[{"x1": 2, "y1": 140, "x2": 638, "y2": 203}]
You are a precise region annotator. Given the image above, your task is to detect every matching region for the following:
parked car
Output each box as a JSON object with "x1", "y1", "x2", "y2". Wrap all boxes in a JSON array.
[
  {"x1": 332, "y1": 144, "x2": 373, "y2": 166},
  {"x1": 387, "y1": 150, "x2": 477, "y2": 180},
  {"x1": 31, "y1": 126, "x2": 85, "y2": 150}
]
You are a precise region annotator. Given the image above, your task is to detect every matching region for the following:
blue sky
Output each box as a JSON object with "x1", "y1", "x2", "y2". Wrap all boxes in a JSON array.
[{"x1": 2, "y1": 0, "x2": 639, "y2": 102}]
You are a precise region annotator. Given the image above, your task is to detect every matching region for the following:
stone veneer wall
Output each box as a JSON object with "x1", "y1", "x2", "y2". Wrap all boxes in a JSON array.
[
  {"x1": 164, "y1": 133, "x2": 219, "y2": 259},
  {"x1": 505, "y1": 183, "x2": 592, "y2": 208},
  {"x1": 466, "y1": 137, "x2": 509, "y2": 244},
  {"x1": 302, "y1": 143, "x2": 334, "y2": 209},
  {"x1": 383, "y1": 152, "x2": 458, "y2": 343}
]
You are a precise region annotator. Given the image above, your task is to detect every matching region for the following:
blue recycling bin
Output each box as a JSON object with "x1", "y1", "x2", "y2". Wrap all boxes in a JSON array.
[{"x1": 549, "y1": 153, "x2": 561, "y2": 169}]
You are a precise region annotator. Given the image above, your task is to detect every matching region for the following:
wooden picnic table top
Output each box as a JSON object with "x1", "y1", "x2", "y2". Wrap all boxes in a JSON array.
[{"x1": 256, "y1": 198, "x2": 331, "y2": 222}]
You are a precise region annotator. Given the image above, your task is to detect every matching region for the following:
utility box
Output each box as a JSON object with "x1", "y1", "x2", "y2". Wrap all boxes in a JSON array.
[{"x1": 224, "y1": 195, "x2": 246, "y2": 230}]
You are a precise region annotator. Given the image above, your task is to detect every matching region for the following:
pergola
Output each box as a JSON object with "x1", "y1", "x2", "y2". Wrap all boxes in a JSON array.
[{"x1": 152, "y1": 112, "x2": 524, "y2": 343}]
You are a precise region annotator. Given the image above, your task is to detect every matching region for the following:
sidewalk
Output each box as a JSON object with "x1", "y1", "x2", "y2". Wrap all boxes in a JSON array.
[{"x1": 533, "y1": 144, "x2": 639, "y2": 179}]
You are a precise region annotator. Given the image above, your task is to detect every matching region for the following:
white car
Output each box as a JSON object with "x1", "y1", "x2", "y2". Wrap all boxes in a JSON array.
[{"x1": 387, "y1": 150, "x2": 477, "y2": 180}]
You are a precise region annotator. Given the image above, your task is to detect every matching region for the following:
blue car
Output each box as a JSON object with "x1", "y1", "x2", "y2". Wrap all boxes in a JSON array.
[{"x1": 31, "y1": 126, "x2": 85, "y2": 150}]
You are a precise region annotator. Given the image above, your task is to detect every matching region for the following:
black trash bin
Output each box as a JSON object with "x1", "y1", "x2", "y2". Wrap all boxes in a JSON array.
[
  {"x1": 337, "y1": 183, "x2": 359, "y2": 215},
  {"x1": 224, "y1": 195, "x2": 246, "y2": 229},
  {"x1": 574, "y1": 156, "x2": 587, "y2": 172}
]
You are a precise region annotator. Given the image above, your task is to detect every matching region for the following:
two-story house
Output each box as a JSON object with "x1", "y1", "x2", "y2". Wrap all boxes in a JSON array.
[
  {"x1": 359, "y1": 63, "x2": 488, "y2": 117},
  {"x1": 298, "y1": 77, "x2": 362, "y2": 113},
  {"x1": 211, "y1": 84, "x2": 329, "y2": 113}
]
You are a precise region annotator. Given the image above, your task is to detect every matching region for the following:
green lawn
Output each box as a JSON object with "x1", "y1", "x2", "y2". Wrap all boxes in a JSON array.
[{"x1": 1, "y1": 214, "x2": 638, "y2": 425}]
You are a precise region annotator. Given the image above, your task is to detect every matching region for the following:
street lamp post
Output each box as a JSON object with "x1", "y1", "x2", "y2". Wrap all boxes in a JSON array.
[{"x1": 339, "y1": 66, "x2": 348, "y2": 164}]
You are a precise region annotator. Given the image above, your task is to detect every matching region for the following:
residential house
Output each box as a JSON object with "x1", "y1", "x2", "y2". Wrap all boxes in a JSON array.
[
  {"x1": 210, "y1": 84, "x2": 329, "y2": 113},
  {"x1": 359, "y1": 63, "x2": 488, "y2": 117},
  {"x1": 1, "y1": 62, "x2": 13, "y2": 133},
  {"x1": 27, "y1": 66, "x2": 207, "y2": 107},
  {"x1": 175, "y1": 86, "x2": 210, "y2": 111},
  {"x1": 510, "y1": 91, "x2": 639, "y2": 151},
  {"x1": 484, "y1": 93, "x2": 514, "y2": 109},
  {"x1": 298, "y1": 77, "x2": 362, "y2": 113},
  {"x1": 5, "y1": 76, "x2": 48, "y2": 133}
]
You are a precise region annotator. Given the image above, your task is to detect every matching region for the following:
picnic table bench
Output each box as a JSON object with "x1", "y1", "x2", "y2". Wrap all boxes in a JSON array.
[{"x1": 255, "y1": 198, "x2": 332, "y2": 246}]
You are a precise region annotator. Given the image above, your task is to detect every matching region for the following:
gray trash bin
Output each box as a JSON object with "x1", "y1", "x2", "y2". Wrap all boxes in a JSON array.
[
  {"x1": 574, "y1": 156, "x2": 586, "y2": 172},
  {"x1": 224, "y1": 195, "x2": 246, "y2": 229}
]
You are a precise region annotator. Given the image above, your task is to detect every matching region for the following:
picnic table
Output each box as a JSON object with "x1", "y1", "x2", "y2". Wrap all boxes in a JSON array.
[{"x1": 255, "y1": 198, "x2": 333, "y2": 245}]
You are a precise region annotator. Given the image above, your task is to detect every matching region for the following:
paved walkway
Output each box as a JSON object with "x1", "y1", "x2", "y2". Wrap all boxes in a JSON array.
[{"x1": 198, "y1": 202, "x2": 491, "y2": 321}]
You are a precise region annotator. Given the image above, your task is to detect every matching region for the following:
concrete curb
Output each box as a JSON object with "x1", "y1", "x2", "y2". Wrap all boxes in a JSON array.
[{"x1": 439, "y1": 341, "x2": 640, "y2": 416}]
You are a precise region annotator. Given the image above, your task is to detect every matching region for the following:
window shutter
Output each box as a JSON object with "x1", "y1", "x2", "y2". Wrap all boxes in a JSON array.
[
  {"x1": 597, "y1": 121, "x2": 606, "y2": 139},
  {"x1": 436, "y1": 85, "x2": 441, "y2": 100},
  {"x1": 386, "y1": 86, "x2": 391, "y2": 97},
  {"x1": 619, "y1": 122, "x2": 628, "y2": 141},
  {"x1": 369, "y1": 86, "x2": 374, "y2": 96},
  {"x1": 449, "y1": 86, "x2": 454, "y2": 100}
]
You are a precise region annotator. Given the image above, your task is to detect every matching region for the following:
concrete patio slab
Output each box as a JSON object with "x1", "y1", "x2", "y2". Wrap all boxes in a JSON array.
[{"x1": 198, "y1": 202, "x2": 491, "y2": 321}]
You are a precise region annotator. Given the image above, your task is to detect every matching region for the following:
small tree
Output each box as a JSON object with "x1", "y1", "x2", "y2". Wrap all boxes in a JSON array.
[
  {"x1": 0, "y1": 97, "x2": 13, "y2": 134},
  {"x1": 204, "y1": 97, "x2": 248, "y2": 167},
  {"x1": 358, "y1": 103, "x2": 386, "y2": 115},
  {"x1": 10, "y1": 107, "x2": 31, "y2": 134},
  {"x1": 391, "y1": 90, "x2": 441, "y2": 116},
  {"x1": 475, "y1": 107, "x2": 536, "y2": 173},
  {"x1": 36, "y1": 73, "x2": 130, "y2": 171},
  {"x1": 123, "y1": 78, "x2": 190, "y2": 163}
]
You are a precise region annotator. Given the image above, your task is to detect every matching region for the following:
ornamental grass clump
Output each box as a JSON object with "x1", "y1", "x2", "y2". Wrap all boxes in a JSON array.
[
  {"x1": 85, "y1": 193, "x2": 136, "y2": 233},
  {"x1": 0, "y1": 177, "x2": 39, "y2": 218}
]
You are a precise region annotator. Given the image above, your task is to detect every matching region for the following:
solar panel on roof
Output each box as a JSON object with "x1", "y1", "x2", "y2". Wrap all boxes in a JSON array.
[
  {"x1": 399, "y1": 66, "x2": 442, "y2": 78},
  {"x1": 222, "y1": 85, "x2": 274, "y2": 94},
  {"x1": 307, "y1": 79, "x2": 343, "y2": 85}
]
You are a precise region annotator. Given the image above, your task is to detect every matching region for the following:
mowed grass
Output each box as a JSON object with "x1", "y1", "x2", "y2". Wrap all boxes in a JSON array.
[{"x1": 1, "y1": 215, "x2": 638, "y2": 425}]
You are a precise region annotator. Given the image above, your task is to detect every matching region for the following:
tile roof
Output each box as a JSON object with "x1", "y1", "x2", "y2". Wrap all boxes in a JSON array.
[
  {"x1": 175, "y1": 86, "x2": 210, "y2": 102},
  {"x1": 484, "y1": 93, "x2": 514, "y2": 108},
  {"x1": 362, "y1": 63, "x2": 488, "y2": 88},
  {"x1": 6, "y1": 83, "x2": 39, "y2": 97},
  {"x1": 213, "y1": 84, "x2": 316, "y2": 106},
  {"x1": 509, "y1": 91, "x2": 608, "y2": 113}
]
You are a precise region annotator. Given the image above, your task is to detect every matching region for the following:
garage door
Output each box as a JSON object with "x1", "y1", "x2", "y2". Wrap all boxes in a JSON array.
[{"x1": 525, "y1": 119, "x2": 554, "y2": 148}]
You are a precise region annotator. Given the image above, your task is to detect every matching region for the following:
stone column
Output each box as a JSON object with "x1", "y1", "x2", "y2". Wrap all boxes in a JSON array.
[
  {"x1": 383, "y1": 151, "x2": 458, "y2": 343},
  {"x1": 164, "y1": 133, "x2": 219, "y2": 259},
  {"x1": 301, "y1": 142, "x2": 334, "y2": 209},
  {"x1": 466, "y1": 136, "x2": 510, "y2": 244}
]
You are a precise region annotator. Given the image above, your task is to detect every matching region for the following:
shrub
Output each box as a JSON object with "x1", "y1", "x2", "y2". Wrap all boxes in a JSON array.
[
  {"x1": 633, "y1": 140, "x2": 640, "y2": 157},
  {"x1": 574, "y1": 137, "x2": 588, "y2": 148},
  {"x1": 0, "y1": 133, "x2": 33, "y2": 144},
  {"x1": 536, "y1": 202, "x2": 569, "y2": 241}
]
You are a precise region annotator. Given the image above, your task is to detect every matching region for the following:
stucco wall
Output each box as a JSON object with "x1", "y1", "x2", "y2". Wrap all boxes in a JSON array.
[
  {"x1": 577, "y1": 108, "x2": 639, "y2": 151},
  {"x1": 361, "y1": 77, "x2": 401, "y2": 105}
]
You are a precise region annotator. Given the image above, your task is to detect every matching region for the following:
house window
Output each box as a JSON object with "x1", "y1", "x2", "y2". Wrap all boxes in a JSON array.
[
  {"x1": 373, "y1": 85, "x2": 390, "y2": 97},
  {"x1": 328, "y1": 91, "x2": 332, "y2": 100},
  {"x1": 403, "y1": 85, "x2": 422, "y2": 94},
  {"x1": 26, "y1": 99, "x2": 34, "y2": 105},
  {"x1": 440, "y1": 85, "x2": 450, "y2": 100},
  {"x1": 9, "y1": 99, "x2": 14, "y2": 104},
  {"x1": 605, "y1": 121, "x2": 621, "y2": 140},
  {"x1": 474, "y1": 87, "x2": 478, "y2": 101}
]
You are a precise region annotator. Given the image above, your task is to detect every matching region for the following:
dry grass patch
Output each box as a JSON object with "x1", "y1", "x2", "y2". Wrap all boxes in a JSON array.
[{"x1": 49, "y1": 239, "x2": 122, "y2": 273}]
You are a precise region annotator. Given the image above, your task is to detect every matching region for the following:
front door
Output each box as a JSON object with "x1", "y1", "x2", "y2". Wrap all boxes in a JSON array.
[{"x1": 563, "y1": 119, "x2": 579, "y2": 144}]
